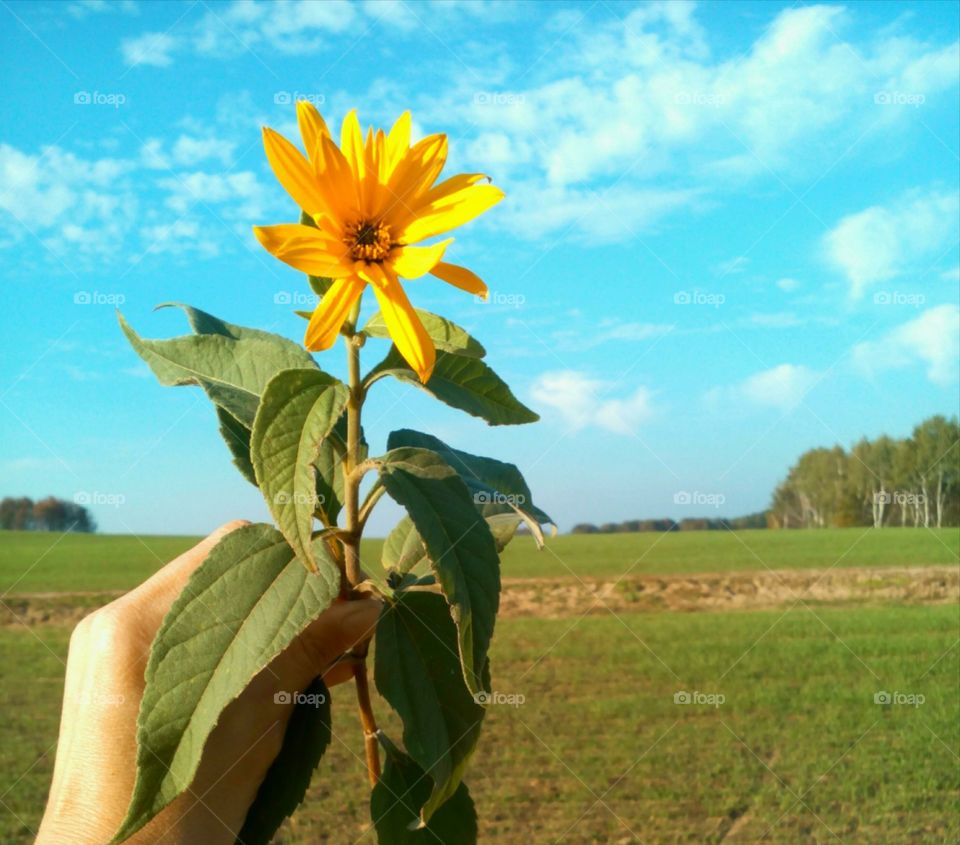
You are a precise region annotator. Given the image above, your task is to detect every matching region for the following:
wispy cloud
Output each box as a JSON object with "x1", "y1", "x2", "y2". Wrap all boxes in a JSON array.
[{"x1": 531, "y1": 370, "x2": 656, "y2": 435}]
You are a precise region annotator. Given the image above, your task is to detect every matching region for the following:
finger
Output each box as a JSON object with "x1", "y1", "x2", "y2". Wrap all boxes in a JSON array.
[{"x1": 286, "y1": 599, "x2": 383, "y2": 690}]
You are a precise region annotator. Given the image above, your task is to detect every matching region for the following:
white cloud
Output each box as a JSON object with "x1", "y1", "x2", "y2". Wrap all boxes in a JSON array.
[
  {"x1": 776, "y1": 277, "x2": 800, "y2": 292},
  {"x1": 825, "y1": 188, "x2": 960, "y2": 298},
  {"x1": 121, "y1": 32, "x2": 180, "y2": 67},
  {"x1": 853, "y1": 305, "x2": 960, "y2": 385},
  {"x1": 707, "y1": 363, "x2": 819, "y2": 412},
  {"x1": 531, "y1": 370, "x2": 655, "y2": 435},
  {"x1": 0, "y1": 140, "x2": 276, "y2": 266}
]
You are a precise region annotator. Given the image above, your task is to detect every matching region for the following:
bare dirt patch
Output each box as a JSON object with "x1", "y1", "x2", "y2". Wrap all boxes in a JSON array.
[
  {"x1": 498, "y1": 565, "x2": 960, "y2": 618},
  {"x1": 2, "y1": 566, "x2": 957, "y2": 627}
]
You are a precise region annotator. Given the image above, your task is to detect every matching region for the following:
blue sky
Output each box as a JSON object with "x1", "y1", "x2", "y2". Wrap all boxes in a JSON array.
[{"x1": 1, "y1": 0, "x2": 958, "y2": 536}]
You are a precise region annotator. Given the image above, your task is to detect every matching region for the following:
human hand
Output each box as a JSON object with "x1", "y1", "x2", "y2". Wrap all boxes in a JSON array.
[{"x1": 36, "y1": 521, "x2": 381, "y2": 845}]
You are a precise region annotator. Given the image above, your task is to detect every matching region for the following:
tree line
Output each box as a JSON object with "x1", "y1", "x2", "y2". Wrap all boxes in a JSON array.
[
  {"x1": 770, "y1": 415, "x2": 959, "y2": 529},
  {"x1": 0, "y1": 497, "x2": 96, "y2": 533},
  {"x1": 571, "y1": 513, "x2": 767, "y2": 534}
]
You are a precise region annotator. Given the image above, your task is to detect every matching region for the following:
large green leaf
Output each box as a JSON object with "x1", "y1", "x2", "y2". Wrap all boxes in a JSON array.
[
  {"x1": 216, "y1": 407, "x2": 257, "y2": 486},
  {"x1": 378, "y1": 447, "x2": 500, "y2": 694},
  {"x1": 387, "y1": 429, "x2": 553, "y2": 542},
  {"x1": 119, "y1": 312, "x2": 318, "y2": 426},
  {"x1": 370, "y1": 733, "x2": 478, "y2": 844},
  {"x1": 365, "y1": 347, "x2": 538, "y2": 427},
  {"x1": 251, "y1": 369, "x2": 349, "y2": 572},
  {"x1": 236, "y1": 676, "x2": 332, "y2": 845},
  {"x1": 375, "y1": 592, "x2": 487, "y2": 825},
  {"x1": 363, "y1": 310, "x2": 486, "y2": 358},
  {"x1": 113, "y1": 524, "x2": 340, "y2": 842},
  {"x1": 155, "y1": 303, "x2": 305, "y2": 347}
]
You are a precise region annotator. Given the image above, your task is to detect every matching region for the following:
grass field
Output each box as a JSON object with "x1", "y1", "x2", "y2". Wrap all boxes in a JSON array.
[
  {"x1": 2, "y1": 527, "x2": 958, "y2": 593},
  {"x1": 0, "y1": 528, "x2": 957, "y2": 843},
  {"x1": 1, "y1": 606, "x2": 957, "y2": 843}
]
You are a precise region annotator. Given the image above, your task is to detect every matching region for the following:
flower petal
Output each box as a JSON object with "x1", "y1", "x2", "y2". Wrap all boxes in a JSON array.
[
  {"x1": 313, "y1": 133, "x2": 360, "y2": 224},
  {"x1": 430, "y1": 261, "x2": 489, "y2": 298},
  {"x1": 390, "y1": 238, "x2": 453, "y2": 279},
  {"x1": 401, "y1": 183, "x2": 504, "y2": 244},
  {"x1": 304, "y1": 275, "x2": 366, "y2": 351},
  {"x1": 253, "y1": 224, "x2": 353, "y2": 277},
  {"x1": 386, "y1": 111, "x2": 411, "y2": 175},
  {"x1": 262, "y1": 127, "x2": 328, "y2": 217},
  {"x1": 383, "y1": 134, "x2": 447, "y2": 223},
  {"x1": 361, "y1": 263, "x2": 435, "y2": 382},
  {"x1": 297, "y1": 100, "x2": 330, "y2": 165},
  {"x1": 340, "y1": 109, "x2": 366, "y2": 182}
]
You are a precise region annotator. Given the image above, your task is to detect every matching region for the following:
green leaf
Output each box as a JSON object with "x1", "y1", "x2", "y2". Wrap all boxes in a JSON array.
[
  {"x1": 155, "y1": 303, "x2": 302, "y2": 346},
  {"x1": 378, "y1": 447, "x2": 500, "y2": 694},
  {"x1": 382, "y1": 516, "x2": 428, "y2": 575},
  {"x1": 375, "y1": 592, "x2": 487, "y2": 825},
  {"x1": 119, "y1": 312, "x2": 318, "y2": 427},
  {"x1": 250, "y1": 370, "x2": 349, "y2": 572},
  {"x1": 113, "y1": 524, "x2": 339, "y2": 843},
  {"x1": 365, "y1": 347, "x2": 538, "y2": 427},
  {"x1": 300, "y1": 210, "x2": 335, "y2": 298},
  {"x1": 363, "y1": 310, "x2": 486, "y2": 358},
  {"x1": 387, "y1": 429, "x2": 554, "y2": 543},
  {"x1": 216, "y1": 407, "x2": 257, "y2": 486},
  {"x1": 370, "y1": 733, "x2": 478, "y2": 844},
  {"x1": 236, "y1": 676, "x2": 332, "y2": 845}
]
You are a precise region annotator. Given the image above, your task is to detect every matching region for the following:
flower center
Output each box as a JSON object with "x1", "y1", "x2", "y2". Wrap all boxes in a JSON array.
[{"x1": 345, "y1": 219, "x2": 392, "y2": 262}]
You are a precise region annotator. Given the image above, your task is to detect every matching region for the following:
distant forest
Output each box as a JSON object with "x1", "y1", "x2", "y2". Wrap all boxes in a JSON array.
[
  {"x1": 573, "y1": 415, "x2": 960, "y2": 533},
  {"x1": 0, "y1": 497, "x2": 96, "y2": 533}
]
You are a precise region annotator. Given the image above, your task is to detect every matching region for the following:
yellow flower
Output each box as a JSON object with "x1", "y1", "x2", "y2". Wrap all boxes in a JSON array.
[{"x1": 254, "y1": 102, "x2": 504, "y2": 382}]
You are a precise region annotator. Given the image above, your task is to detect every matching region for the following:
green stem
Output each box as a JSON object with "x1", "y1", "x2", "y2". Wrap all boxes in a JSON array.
[{"x1": 340, "y1": 302, "x2": 381, "y2": 785}]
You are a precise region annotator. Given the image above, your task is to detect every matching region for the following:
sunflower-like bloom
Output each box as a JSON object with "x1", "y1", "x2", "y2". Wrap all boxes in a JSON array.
[{"x1": 254, "y1": 102, "x2": 504, "y2": 382}]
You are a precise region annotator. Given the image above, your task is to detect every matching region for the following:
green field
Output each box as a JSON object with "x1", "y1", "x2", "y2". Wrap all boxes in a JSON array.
[
  {"x1": 1, "y1": 527, "x2": 958, "y2": 593},
  {"x1": 1, "y1": 606, "x2": 957, "y2": 843},
  {"x1": 0, "y1": 529, "x2": 957, "y2": 843}
]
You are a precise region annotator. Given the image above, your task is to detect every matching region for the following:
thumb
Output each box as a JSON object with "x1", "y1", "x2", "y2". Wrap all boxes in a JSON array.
[{"x1": 283, "y1": 599, "x2": 383, "y2": 690}]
